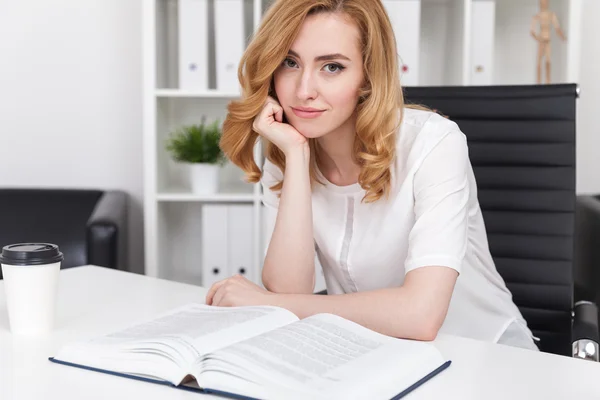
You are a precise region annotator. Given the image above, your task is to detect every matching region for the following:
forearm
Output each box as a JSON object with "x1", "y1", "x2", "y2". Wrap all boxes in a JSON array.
[
  {"x1": 262, "y1": 146, "x2": 315, "y2": 293},
  {"x1": 268, "y1": 286, "x2": 446, "y2": 341}
]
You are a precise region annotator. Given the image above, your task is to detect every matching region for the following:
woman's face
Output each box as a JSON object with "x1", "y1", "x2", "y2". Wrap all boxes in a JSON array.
[{"x1": 273, "y1": 12, "x2": 364, "y2": 139}]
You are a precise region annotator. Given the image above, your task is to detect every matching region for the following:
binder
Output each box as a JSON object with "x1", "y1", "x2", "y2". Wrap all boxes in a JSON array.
[
  {"x1": 201, "y1": 205, "x2": 229, "y2": 287},
  {"x1": 383, "y1": 0, "x2": 421, "y2": 86},
  {"x1": 227, "y1": 205, "x2": 255, "y2": 284},
  {"x1": 470, "y1": 1, "x2": 495, "y2": 85},
  {"x1": 214, "y1": 0, "x2": 245, "y2": 92},
  {"x1": 178, "y1": 0, "x2": 209, "y2": 90}
]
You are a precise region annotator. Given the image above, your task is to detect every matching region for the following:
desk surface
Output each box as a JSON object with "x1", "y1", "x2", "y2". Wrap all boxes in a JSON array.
[{"x1": 2, "y1": 265, "x2": 600, "y2": 400}]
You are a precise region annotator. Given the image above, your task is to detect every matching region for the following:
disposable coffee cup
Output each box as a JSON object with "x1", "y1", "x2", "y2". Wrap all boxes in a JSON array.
[{"x1": 0, "y1": 243, "x2": 64, "y2": 335}]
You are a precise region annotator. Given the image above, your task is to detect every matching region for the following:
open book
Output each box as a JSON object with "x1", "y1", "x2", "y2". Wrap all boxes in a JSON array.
[{"x1": 50, "y1": 303, "x2": 450, "y2": 399}]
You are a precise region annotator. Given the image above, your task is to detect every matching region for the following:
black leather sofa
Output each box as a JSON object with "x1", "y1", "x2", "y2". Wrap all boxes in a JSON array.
[{"x1": 0, "y1": 189, "x2": 128, "y2": 279}]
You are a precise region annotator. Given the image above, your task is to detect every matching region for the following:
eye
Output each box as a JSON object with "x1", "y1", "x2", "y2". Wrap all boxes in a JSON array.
[
  {"x1": 282, "y1": 58, "x2": 298, "y2": 68},
  {"x1": 324, "y1": 63, "x2": 345, "y2": 73}
]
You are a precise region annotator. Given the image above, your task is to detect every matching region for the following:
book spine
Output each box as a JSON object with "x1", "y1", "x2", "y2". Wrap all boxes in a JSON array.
[
  {"x1": 383, "y1": 0, "x2": 421, "y2": 86},
  {"x1": 214, "y1": 0, "x2": 245, "y2": 92},
  {"x1": 228, "y1": 205, "x2": 255, "y2": 283},
  {"x1": 470, "y1": 1, "x2": 495, "y2": 86},
  {"x1": 202, "y1": 205, "x2": 229, "y2": 287},
  {"x1": 178, "y1": 0, "x2": 209, "y2": 90}
]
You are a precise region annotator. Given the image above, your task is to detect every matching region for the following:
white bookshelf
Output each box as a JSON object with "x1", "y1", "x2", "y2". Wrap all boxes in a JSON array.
[
  {"x1": 155, "y1": 89, "x2": 241, "y2": 98},
  {"x1": 143, "y1": 0, "x2": 582, "y2": 288}
]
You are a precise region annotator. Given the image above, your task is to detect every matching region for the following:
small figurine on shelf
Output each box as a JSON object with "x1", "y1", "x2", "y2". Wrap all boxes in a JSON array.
[{"x1": 530, "y1": 0, "x2": 567, "y2": 84}]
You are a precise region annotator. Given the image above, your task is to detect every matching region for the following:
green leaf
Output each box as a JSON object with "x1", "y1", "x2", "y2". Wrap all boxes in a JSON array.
[{"x1": 164, "y1": 118, "x2": 225, "y2": 165}]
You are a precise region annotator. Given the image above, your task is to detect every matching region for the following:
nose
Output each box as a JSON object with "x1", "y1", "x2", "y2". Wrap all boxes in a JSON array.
[{"x1": 296, "y1": 68, "x2": 318, "y2": 101}]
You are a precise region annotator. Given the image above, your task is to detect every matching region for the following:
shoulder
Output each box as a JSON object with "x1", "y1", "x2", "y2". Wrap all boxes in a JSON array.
[
  {"x1": 401, "y1": 107, "x2": 461, "y2": 135},
  {"x1": 397, "y1": 107, "x2": 466, "y2": 162}
]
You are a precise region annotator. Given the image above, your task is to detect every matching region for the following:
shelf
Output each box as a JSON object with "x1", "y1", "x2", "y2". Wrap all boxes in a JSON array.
[
  {"x1": 157, "y1": 191, "x2": 256, "y2": 203},
  {"x1": 145, "y1": 0, "x2": 582, "y2": 284},
  {"x1": 156, "y1": 201, "x2": 260, "y2": 287},
  {"x1": 492, "y1": 0, "x2": 571, "y2": 86},
  {"x1": 155, "y1": 89, "x2": 241, "y2": 98}
]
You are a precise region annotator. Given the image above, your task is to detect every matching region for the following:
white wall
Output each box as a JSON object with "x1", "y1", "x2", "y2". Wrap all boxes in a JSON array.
[
  {"x1": 0, "y1": 0, "x2": 598, "y2": 278},
  {"x1": 0, "y1": 0, "x2": 144, "y2": 274},
  {"x1": 576, "y1": 0, "x2": 600, "y2": 194}
]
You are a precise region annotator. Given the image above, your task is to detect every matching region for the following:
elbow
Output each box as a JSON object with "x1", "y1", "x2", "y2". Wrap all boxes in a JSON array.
[
  {"x1": 415, "y1": 323, "x2": 441, "y2": 342},
  {"x1": 263, "y1": 282, "x2": 313, "y2": 295},
  {"x1": 411, "y1": 312, "x2": 446, "y2": 342},
  {"x1": 261, "y1": 257, "x2": 315, "y2": 294},
  {"x1": 262, "y1": 273, "x2": 314, "y2": 295}
]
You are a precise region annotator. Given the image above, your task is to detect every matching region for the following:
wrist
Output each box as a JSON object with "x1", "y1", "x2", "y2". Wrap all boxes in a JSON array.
[
  {"x1": 266, "y1": 293, "x2": 300, "y2": 317},
  {"x1": 262, "y1": 291, "x2": 282, "y2": 306},
  {"x1": 284, "y1": 142, "x2": 310, "y2": 163}
]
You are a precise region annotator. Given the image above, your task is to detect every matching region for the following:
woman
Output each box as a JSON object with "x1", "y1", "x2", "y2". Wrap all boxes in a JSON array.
[{"x1": 209, "y1": 0, "x2": 539, "y2": 351}]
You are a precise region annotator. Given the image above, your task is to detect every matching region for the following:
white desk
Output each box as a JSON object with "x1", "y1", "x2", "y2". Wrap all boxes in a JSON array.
[{"x1": 2, "y1": 266, "x2": 600, "y2": 400}]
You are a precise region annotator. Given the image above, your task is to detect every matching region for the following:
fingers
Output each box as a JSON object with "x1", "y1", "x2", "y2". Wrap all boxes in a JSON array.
[
  {"x1": 263, "y1": 101, "x2": 283, "y2": 125},
  {"x1": 253, "y1": 97, "x2": 284, "y2": 133},
  {"x1": 266, "y1": 96, "x2": 283, "y2": 122},
  {"x1": 266, "y1": 96, "x2": 280, "y2": 107},
  {"x1": 206, "y1": 275, "x2": 246, "y2": 306},
  {"x1": 212, "y1": 284, "x2": 227, "y2": 307},
  {"x1": 205, "y1": 278, "x2": 228, "y2": 305},
  {"x1": 273, "y1": 104, "x2": 283, "y2": 123}
]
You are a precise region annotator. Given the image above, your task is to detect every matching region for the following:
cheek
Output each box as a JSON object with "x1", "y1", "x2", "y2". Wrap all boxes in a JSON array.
[
  {"x1": 326, "y1": 85, "x2": 360, "y2": 112},
  {"x1": 273, "y1": 73, "x2": 292, "y2": 102}
]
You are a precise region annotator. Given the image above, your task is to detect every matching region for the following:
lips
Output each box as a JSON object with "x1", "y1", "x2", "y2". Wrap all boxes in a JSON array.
[{"x1": 291, "y1": 107, "x2": 326, "y2": 119}]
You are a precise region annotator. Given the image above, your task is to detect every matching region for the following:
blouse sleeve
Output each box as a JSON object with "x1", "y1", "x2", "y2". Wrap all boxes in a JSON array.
[{"x1": 404, "y1": 130, "x2": 471, "y2": 275}]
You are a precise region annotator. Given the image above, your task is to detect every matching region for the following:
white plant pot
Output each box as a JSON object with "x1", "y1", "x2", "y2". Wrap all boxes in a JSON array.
[{"x1": 189, "y1": 163, "x2": 219, "y2": 194}]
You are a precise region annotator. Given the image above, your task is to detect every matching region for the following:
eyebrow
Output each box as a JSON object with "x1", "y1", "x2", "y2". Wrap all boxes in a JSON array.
[{"x1": 288, "y1": 49, "x2": 351, "y2": 62}]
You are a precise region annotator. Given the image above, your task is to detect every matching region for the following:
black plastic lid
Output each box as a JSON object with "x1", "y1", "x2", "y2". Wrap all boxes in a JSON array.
[{"x1": 0, "y1": 243, "x2": 64, "y2": 266}]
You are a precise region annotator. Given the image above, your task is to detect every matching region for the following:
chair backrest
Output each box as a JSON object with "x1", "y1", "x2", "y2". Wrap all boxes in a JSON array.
[
  {"x1": 404, "y1": 84, "x2": 578, "y2": 356},
  {"x1": 0, "y1": 189, "x2": 104, "y2": 277}
]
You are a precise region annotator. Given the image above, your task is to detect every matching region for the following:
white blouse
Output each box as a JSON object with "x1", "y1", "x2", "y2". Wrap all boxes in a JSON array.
[{"x1": 261, "y1": 107, "x2": 537, "y2": 346}]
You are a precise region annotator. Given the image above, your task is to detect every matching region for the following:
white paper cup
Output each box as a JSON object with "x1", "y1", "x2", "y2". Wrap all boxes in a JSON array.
[{"x1": 0, "y1": 243, "x2": 64, "y2": 335}]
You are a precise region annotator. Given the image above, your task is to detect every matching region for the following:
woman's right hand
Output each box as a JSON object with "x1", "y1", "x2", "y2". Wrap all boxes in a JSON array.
[{"x1": 253, "y1": 96, "x2": 308, "y2": 156}]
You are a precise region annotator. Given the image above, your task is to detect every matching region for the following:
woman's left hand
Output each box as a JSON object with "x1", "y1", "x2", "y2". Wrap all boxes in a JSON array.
[{"x1": 205, "y1": 274, "x2": 274, "y2": 307}]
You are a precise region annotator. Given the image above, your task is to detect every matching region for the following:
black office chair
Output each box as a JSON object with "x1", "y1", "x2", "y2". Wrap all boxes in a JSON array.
[
  {"x1": 400, "y1": 83, "x2": 598, "y2": 359},
  {"x1": 575, "y1": 194, "x2": 600, "y2": 340},
  {"x1": 316, "y1": 84, "x2": 598, "y2": 359},
  {"x1": 0, "y1": 189, "x2": 128, "y2": 279}
]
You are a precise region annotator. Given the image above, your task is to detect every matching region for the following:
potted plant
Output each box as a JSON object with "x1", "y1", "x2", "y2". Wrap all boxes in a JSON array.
[{"x1": 165, "y1": 118, "x2": 225, "y2": 194}]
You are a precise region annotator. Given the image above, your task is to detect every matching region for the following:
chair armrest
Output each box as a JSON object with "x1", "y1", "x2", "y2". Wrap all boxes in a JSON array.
[
  {"x1": 574, "y1": 195, "x2": 600, "y2": 303},
  {"x1": 86, "y1": 191, "x2": 128, "y2": 271},
  {"x1": 572, "y1": 301, "x2": 600, "y2": 361}
]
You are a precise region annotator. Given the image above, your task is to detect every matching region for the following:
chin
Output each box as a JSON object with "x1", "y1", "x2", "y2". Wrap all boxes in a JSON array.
[
  {"x1": 289, "y1": 120, "x2": 329, "y2": 139},
  {"x1": 300, "y1": 130, "x2": 327, "y2": 139}
]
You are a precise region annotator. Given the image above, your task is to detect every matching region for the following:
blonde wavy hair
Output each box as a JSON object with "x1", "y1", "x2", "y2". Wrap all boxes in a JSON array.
[{"x1": 220, "y1": 0, "x2": 417, "y2": 203}]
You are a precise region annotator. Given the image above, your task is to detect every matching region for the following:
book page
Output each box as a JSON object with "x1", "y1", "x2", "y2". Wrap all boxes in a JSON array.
[
  {"x1": 207, "y1": 313, "x2": 445, "y2": 399},
  {"x1": 94, "y1": 303, "x2": 299, "y2": 354},
  {"x1": 54, "y1": 303, "x2": 299, "y2": 385}
]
